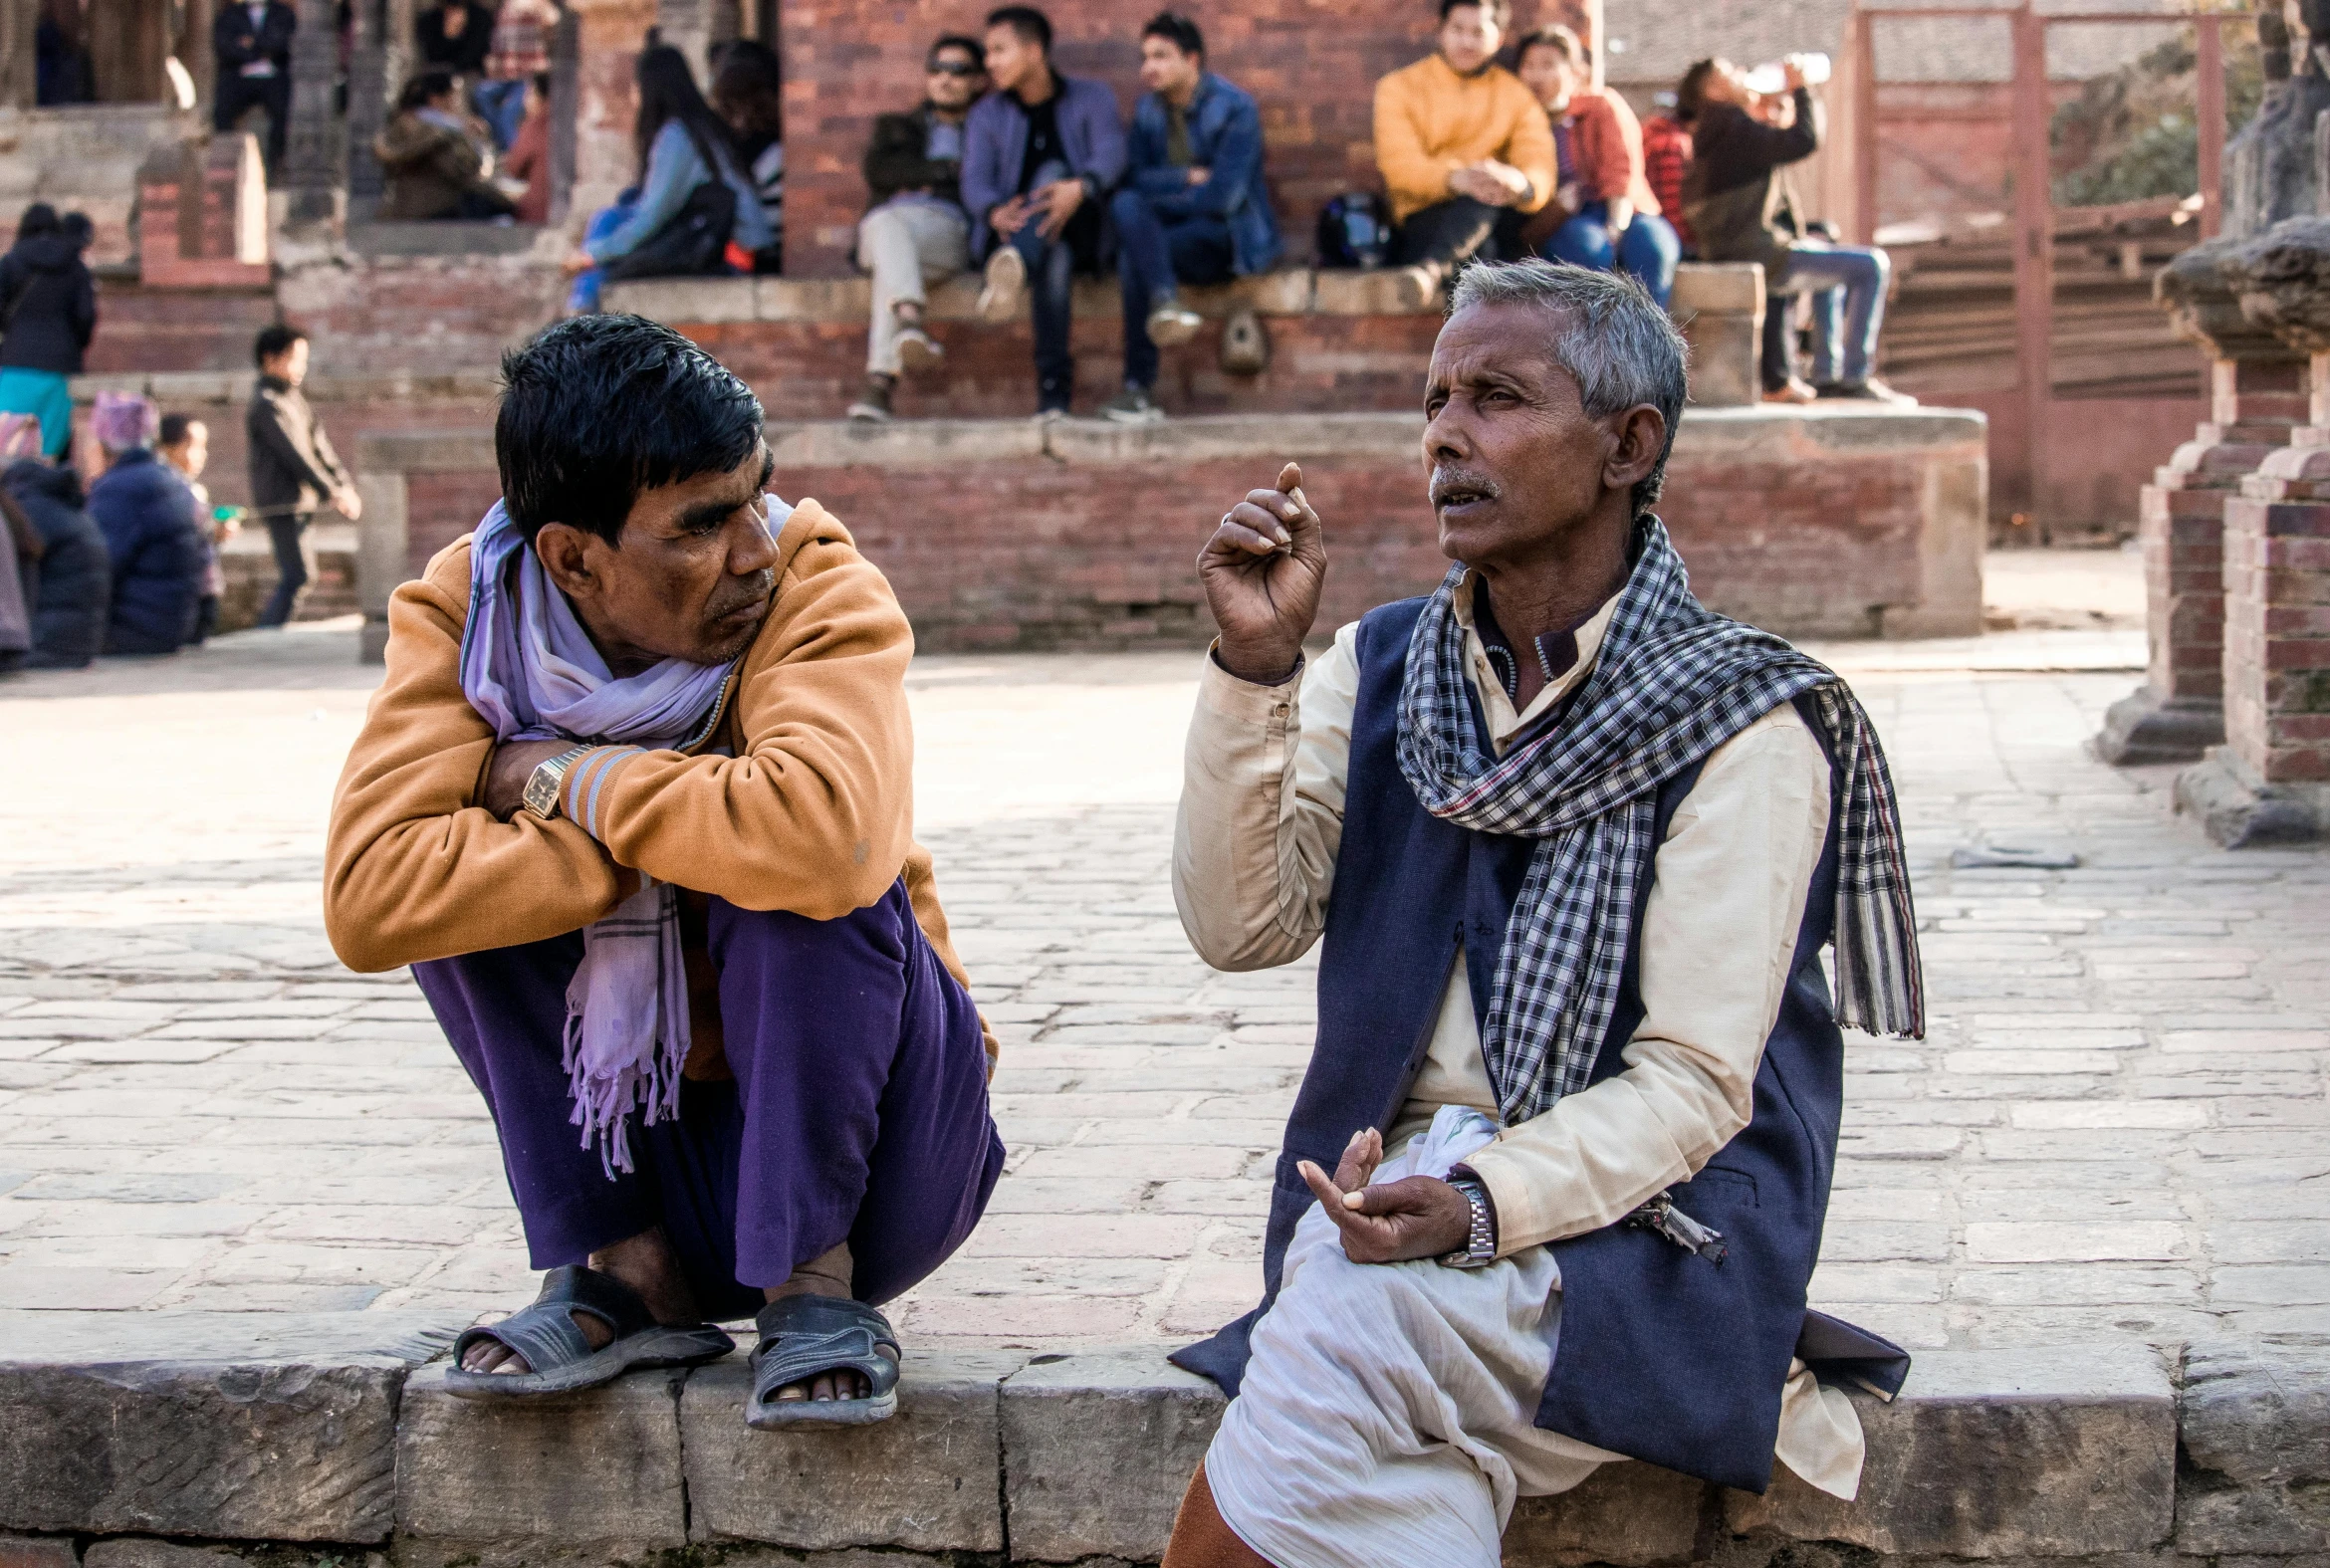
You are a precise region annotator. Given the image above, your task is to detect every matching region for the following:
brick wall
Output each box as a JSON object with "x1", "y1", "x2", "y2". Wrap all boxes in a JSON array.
[
  {"x1": 777, "y1": 0, "x2": 1592, "y2": 281},
  {"x1": 368, "y1": 407, "x2": 1986, "y2": 652}
]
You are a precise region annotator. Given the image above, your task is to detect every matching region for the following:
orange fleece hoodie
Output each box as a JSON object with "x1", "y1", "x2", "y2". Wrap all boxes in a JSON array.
[{"x1": 324, "y1": 498, "x2": 994, "y2": 1062}]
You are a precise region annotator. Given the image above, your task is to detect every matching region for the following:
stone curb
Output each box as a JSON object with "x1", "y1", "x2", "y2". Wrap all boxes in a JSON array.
[{"x1": 10, "y1": 1319, "x2": 2324, "y2": 1563}]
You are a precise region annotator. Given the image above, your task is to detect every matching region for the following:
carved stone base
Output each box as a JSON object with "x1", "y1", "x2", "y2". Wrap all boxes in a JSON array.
[
  {"x1": 2174, "y1": 746, "x2": 2330, "y2": 847},
  {"x1": 2096, "y1": 686, "x2": 2226, "y2": 766}
]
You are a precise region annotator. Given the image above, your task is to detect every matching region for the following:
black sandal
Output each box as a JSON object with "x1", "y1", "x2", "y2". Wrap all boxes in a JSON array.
[
  {"x1": 444, "y1": 1264, "x2": 735, "y2": 1399},
  {"x1": 746, "y1": 1293, "x2": 901, "y2": 1428}
]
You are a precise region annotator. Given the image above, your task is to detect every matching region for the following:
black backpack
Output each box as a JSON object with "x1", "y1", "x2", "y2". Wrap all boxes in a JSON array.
[
  {"x1": 1314, "y1": 191, "x2": 1393, "y2": 270},
  {"x1": 601, "y1": 121, "x2": 742, "y2": 282}
]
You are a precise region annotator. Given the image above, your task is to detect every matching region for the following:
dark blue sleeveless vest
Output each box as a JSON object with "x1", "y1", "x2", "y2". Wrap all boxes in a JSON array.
[{"x1": 1170, "y1": 596, "x2": 1905, "y2": 1495}]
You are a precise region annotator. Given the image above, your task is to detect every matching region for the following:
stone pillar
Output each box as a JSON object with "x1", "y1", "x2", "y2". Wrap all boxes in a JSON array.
[
  {"x1": 2172, "y1": 219, "x2": 2330, "y2": 843},
  {"x1": 2099, "y1": 243, "x2": 2308, "y2": 765},
  {"x1": 281, "y1": 0, "x2": 342, "y2": 217},
  {"x1": 0, "y1": 0, "x2": 36, "y2": 109}
]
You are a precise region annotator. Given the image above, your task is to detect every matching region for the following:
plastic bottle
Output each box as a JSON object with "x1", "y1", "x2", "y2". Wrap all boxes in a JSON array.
[{"x1": 1742, "y1": 52, "x2": 1831, "y2": 96}]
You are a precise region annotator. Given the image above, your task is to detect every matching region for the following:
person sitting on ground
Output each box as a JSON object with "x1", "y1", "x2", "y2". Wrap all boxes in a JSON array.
[
  {"x1": 478, "y1": 0, "x2": 559, "y2": 151},
  {"x1": 1641, "y1": 89, "x2": 1695, "y2": 257},
  {"x1": 248, "y1": 323, "x2": 360, "y2": 629},
  {"x1": 564, "y1": 47, "x2": 772, "y2": 313},
  {"x1": 0, "y1": 203, "x2": 95, "y2": 461},
  {"x1": 711, "y1": 40, "x2": 786, "y2": 274},
  {"x1": 1515, "y1": 27, "x2": 1679, "y2": 311},
  {"x1": 502, "y1": 73, "x2": 556, "y2": 225},
  {"x1": 158, "y1": 412, "x2": 232, "y2": 644},
  {"x1": 376, "y1": 70, "x2": 518, "y2": 221},
  {"x1": 324, "y1": 314, "x2": 1004, "y2": 1424},
  {"x1": 1681, "y1": 57, "x2": 1911, "y2": 405},
  {"x1": 1, "y1": 413, "x2": 107, "y2": 670},
  {"x1": 87, "y1": 392, "x2": 205, "y2": 658},
  {"x1": 1372, "y1": 0, "x2": 1553, "y2": 310},
  {"x1": 1098, "y1": 11, "x2": 1282, "y2": 425},
  {"x1": 961, "y1": 4, "x2": 1127, "y2": 419},
  {"x1": 844, "y1": 34, "x2": 988, "y2": 423},
  {"x1": 1157, "y1": 260, "x2": 1923, "y2": 1567}
]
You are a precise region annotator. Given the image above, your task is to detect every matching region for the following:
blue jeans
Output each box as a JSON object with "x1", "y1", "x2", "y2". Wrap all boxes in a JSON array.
[
  {"x1": 1002, "y1": 219, "x2": 1079, "y2": 413},
  {"x1": 1768, "y1": 241, "x2": 1891, "y2": 387},
  {"x1": 473, "y1": 79, "x2": 528, "y2": 152},
  {"x1": 1541, "y1": 202, "x2": 1680, "y2": 310},
  {"x1": 567, "y1": 198, "x2": 636, "y2": 313},
  {"x1": 1110, "y1": 186, "x2": 1233, "y2": 390}
]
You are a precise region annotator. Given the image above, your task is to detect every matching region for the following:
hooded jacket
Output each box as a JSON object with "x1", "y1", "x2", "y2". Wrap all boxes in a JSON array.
[
  {"x1": 4, "y1": 458, "x2": 107, "y2": 668},
  {"x1": 0, "y1": 228, "x2": 97, "y2": 376},
  {"x1": 90, "y1": 448, "x2": 204, "y2": 656},
  {"x1": 374, "y1": 111, "x2": 513, "y2": 221},
  {"x1": 324, "y1": 497, "x2": 997, "y2": 1066}
]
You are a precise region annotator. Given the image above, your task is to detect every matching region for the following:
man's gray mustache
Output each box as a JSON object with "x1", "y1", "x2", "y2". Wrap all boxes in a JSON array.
[{"x1": 1429, "y1": 468, "x2": 1503, "y2": 507}]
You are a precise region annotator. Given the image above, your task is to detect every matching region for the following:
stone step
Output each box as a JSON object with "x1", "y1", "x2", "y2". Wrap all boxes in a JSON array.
[{"x1": 10, "y1": 1316, "x2": 2326, "y2": 1564}]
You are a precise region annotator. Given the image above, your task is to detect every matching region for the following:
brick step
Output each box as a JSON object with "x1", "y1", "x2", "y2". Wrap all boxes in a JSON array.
[{"x1": 5, "y1": 1312, "x2": 2322, "y2": 1565}]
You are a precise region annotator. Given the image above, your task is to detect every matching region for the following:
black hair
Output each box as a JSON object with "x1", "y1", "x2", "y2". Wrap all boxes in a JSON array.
[
  {"x1": 1676, "y1": 59, "x2": 1717, "y2": 123},
  {"x1": 710, "y1": 38, "x2": 783, "y2": 142},
  {"x1": 1141, "y1": 10, "x2": 1204, "y2": 58},
  {"x1": 253, "y1": 323, "x2": 308, "y2": 368},
  {"x1": 15, "y1": 203, "x2": 58, "y2": 245},
  {"x1": 158, "y1": 412, "x2": 200, "y2": 447},
  {"x1": 1439, "y1": 0, "x2": 1510, "y2": 27},
  {"x1": 60, "y1": 211, "x2": 91, "y2": 250},
  {"x1": 1516, "y1": 24, "x2": 1581, "y2": 66},
  {"x1": 397, "y1": 69, "x2": 457, "y2": 112},
  {"x1": 496, "y1": 314, "x2": 767, "y2": 548},
  {"x1": 928, "y1": 32, "x2": 984, "y2": 67},
  {"x1": 985, "y1": 6, "x2": 1051, "y2": 53},
  {"x1": 633, "y1": 45, "x2": 739, "y2": 180}
]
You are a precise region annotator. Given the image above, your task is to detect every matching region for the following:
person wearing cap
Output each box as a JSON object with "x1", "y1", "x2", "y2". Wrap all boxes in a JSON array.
[{"x1": 87, "y1": 391, "x2": 205, "y2": 657}]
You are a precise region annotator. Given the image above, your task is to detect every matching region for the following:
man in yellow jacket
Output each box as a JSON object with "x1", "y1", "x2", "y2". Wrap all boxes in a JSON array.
[
  {"x1": 325, "y1": 315, "x2": 1002, "y2": 1429},
  {"x1": 1373, "y1": 0, "x2": 1555, "y2": 304}
]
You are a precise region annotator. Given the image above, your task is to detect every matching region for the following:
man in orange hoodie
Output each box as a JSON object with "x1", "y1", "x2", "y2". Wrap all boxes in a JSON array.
[
  {"x1": 325, "y1": 315, "x2": 1002, "y2": 1428},
  {"x1": 1515, "y1": 27, "x2": 1679, "y2": 310}
]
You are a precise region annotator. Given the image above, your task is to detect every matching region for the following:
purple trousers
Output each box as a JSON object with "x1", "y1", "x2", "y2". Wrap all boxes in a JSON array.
[{"x1": 412, "y1": 881, "x2": 1005, "y2": 1322}]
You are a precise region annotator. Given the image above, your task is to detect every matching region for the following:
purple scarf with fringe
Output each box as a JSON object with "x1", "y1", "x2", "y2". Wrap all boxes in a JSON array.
[{"x1": 459, "y1": 502, "x2": 737, "y2": 1177}]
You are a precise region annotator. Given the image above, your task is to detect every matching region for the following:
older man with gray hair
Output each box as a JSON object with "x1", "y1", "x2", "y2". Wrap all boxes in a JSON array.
[{"x1": 1159, "y1": 260, "x2": 1926, "y2": 1566}]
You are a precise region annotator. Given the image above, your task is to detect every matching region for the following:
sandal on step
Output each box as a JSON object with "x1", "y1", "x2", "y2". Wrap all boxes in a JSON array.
[
  {"x1": 746, "y1": 1293, "x2": 901, "y2": 1428},
  {"x1": 444, "y1": 1264, "x2": 735, "y2": 1399}
]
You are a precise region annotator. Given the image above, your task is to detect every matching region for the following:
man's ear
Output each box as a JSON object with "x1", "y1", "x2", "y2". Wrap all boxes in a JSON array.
[
  {"x1": 532, "y1": 522, "x2": 597, "y2": 597},
  {"x1": 1604, "y1": 404, "x2": 1667, "y2": 496}
]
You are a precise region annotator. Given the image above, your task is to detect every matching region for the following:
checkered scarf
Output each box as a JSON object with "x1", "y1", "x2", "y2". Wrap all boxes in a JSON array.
[{"x1": 1395, "y1": 518, "x2": 1923, "y2": 1127}]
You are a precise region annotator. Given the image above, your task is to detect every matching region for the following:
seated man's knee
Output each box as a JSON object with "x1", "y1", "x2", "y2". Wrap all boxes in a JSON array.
[
  {"x1": 1109, "y1": 186, "x2": 1150, "y2": 227},
  {"x1": 1546, "y1": 219, "x2": 1615, "y2": 273}
]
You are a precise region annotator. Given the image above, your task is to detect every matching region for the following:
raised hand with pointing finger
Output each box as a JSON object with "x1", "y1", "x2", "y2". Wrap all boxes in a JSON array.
[{"x1": 1196, "y1": 461, "x2": 1327, "y2": 686}]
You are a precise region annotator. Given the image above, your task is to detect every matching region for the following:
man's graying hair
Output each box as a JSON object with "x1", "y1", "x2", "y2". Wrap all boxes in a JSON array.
[{"x1": 1447, "y1": 259, "x2": 1689, "y2": 518}]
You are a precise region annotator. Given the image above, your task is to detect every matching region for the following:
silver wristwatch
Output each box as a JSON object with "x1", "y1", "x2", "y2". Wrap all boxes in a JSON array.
[
  {"x1": 1438, "y1": 1176, "x2": 1497, "y2": 1269},
  {"x1": 521, "y1": 745, "x2": 592, "y2": 821}
]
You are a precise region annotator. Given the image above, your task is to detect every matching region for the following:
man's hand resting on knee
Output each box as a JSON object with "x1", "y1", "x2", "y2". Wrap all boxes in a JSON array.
[{"x1": 1297, "y1": 1128, "x2": 1474, "y2": 1264}]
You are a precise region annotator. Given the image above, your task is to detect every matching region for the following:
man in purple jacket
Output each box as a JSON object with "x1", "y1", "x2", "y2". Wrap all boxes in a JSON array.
[{"x1": 960, "y1": 5, "x2": 1127, "y2": 418}]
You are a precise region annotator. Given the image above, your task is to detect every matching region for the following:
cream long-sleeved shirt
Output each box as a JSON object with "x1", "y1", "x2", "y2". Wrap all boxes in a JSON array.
[{"x1": 1173, "y1": 585, "x2": 1869, "y2": 1498}]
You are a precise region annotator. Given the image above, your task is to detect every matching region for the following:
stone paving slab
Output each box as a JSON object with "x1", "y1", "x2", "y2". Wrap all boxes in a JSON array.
[{"x1": 0, "y1": 589, "x2": 2325, "y2": 1364}]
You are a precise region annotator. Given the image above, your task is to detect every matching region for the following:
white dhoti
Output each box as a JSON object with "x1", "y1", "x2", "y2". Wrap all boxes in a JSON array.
[{"x1": 1203, "y1": 1107, "x2": 1863, "y2": 1568}]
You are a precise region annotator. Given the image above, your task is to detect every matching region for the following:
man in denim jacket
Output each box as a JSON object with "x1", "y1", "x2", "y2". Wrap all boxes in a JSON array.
[
  {"x1": 960, "y1": 5, "x2": 1128, "y2": 418},
  {"x1": 1098, "y1": 12, "x2": 1282, "y2": 423}
]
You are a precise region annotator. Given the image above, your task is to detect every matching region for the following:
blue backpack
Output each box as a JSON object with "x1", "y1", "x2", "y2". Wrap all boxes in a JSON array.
[{"x1": 1314, "y1": 192, "x2": 1393, "y2": 269}]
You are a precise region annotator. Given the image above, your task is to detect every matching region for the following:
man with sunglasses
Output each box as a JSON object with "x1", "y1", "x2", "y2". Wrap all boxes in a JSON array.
[{"x1": 848, "y1": 35, "x2": 991, "y2": 421}]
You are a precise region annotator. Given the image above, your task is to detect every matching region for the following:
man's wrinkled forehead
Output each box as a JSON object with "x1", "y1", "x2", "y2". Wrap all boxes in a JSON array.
[
  {"x1": 1428, "y1": 304, "x2": 1576, "y2": 394},
  {"x1": 629, "y1": 443, "x2": 776, "y2": 535}
]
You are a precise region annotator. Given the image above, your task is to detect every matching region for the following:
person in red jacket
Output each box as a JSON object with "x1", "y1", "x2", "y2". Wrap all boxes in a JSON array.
[
  {"x1": 1514, "y1": 27, "x2": 1679, "y2": 309},
  {"x1": 1640, "y1": 95, "x2": 1695, "y2": 255}
]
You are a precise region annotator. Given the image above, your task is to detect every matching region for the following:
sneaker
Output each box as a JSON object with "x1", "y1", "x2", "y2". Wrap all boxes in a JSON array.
[
  {"x1": 1816, "y1": 377, "x2": 1919, "y2": 407},
  {"x1": 845, "y1": 376, "x2": 894, "y2": 422},
  {"x1": 896, "y1": 326, "x2": 944, "y2": 375},
  {"x1": 1100, "y1": 384, "x2": 1163, "y2": 424},
  {"x1": 1761, "y1": 377, "x2": 1818, "y2": 405},
  {"x1": 1146, "y1": 298, "x2": 1203, "y2": 348},
  {"x1": 1033, "y1": 403, "x2": 1069, "y2": 424},
  {"x1": 977, "y1": 247, "x2": 1027, "y2": 323},
  {"x1": 1386, "y1": 264, "x2": 1441, "y2": 313}
]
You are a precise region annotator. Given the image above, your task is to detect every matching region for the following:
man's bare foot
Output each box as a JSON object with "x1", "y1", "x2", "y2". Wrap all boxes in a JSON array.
[
  {"x1": 461, "y1": 1228, "x2": 701, "y2": 1374},
  {"x1": 763, "y1": 1240, "x2": 898, "y2": 1405}
]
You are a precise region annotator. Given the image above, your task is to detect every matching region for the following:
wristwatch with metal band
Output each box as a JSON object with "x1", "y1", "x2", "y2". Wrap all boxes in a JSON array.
[
  {"x1": 521, "y1": 744, "x2": 592, "y2": 821},
  {"x1": 1438, "y1": 1175, "x2": 1498, "y2": 1269}
]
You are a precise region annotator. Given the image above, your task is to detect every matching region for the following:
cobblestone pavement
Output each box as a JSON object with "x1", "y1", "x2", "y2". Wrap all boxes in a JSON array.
[{"x1": 2, "y1": 562, "x2": 2325, "y2": 1356}]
